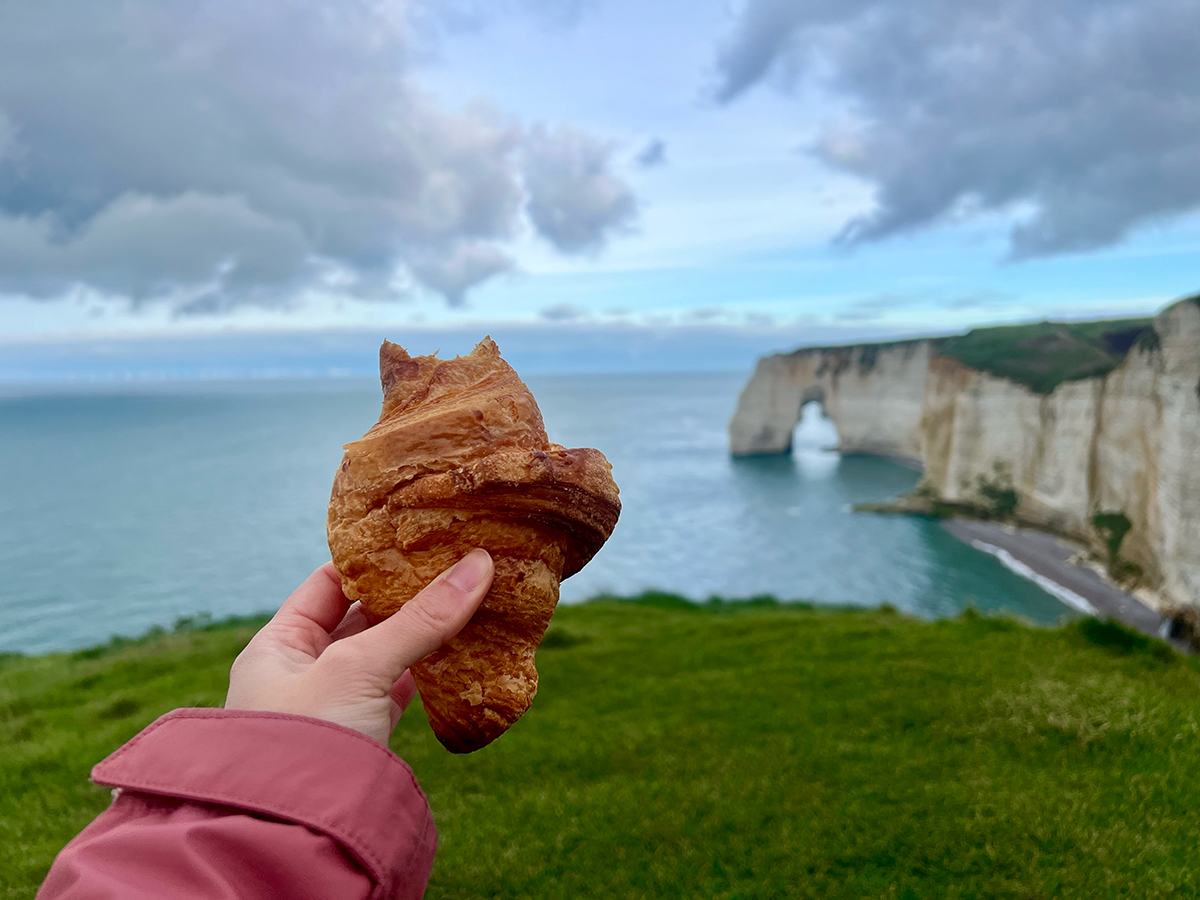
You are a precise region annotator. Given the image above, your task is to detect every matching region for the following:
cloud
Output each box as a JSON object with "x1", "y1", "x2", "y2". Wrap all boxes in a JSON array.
[
  {"x1": 833, "y1": 293, "x2": 906, "y2": 323},
  {"x1": 522, "y1": 125, "x2": 639, "y2": 254},
  {"x1": 408, "y1": 242, "x2": 514, "y2": 308},
  {"x1": 539, "y1": 302, "x2": 588, "y2": 321},
  {"x1": 940, "y1": 290, "x2": 1017, "y2": 311},
  {"x1": 0, "y1": 193, "x2": 310, "y2": 304},
  {"x1": 743, "y1": 312, "x2": 777, "y2": 328},
  {"x1": 0, "y1": 110, "x2": 15, "y2": 162},
  {"x1": 635, "y1": 139, "x2": 667, "y2": 168},
  {"x1": 0, "y1": 319, "x2": 935, "y2": 382},
  {"x1": 0, "y1": 0, "x2": 633, "y2": 311},
  {"x1": 712, "y1": 0, "x2": 811, "y2": 104},
  {"x1": 714, "y1": 0, "x2": 1200, "y2": 258},
  {"x1": 419, "y1": 0, "x2": 598, "y2": 34}
]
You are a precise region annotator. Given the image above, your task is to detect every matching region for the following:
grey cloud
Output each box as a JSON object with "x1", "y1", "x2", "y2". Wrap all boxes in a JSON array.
[
  {"x1": 0, "y1": 0, "x2": 633, "y2": 310},
  {"x1": 833, "y1": 290, "x2": 1016, "y2": 320},
  {"x1": 834, "y1": 291, "x2": 942, "y2": 322},
  {"x1": 941, "y1": 290, "x2": 1016, "y2": 311},
  {"x1": 540, "y1": 302, "x2": 588, "y2": 321},
  {"x1": 833, "y1": 293, "x2": 908, "y2": 322},
  {"x1": 408, "y1": 242, "x2": 514, "y2": 307},
  {"x1": 0, "y1": 110, "x2": 15, "y2": 162},
  {"x1": 833, "y1": 308, "x2": 881, "y2": 323},
  {"x1": 635, "y1": 139, "x2": 667, "y2": 168},
  {"x1": 713, "y1": 0, "x2": 819, "y2": 103},
  {"x1": 523, "y1": 125, "x2": 639, "y2": 254},
  {"x1": 715, "y1": 0, "x2": 1200, "y2": 257},
  {"x1": 419, "y1": 0, "x2": 597, "y2": 34},
  {"x1": 743, "y1": 312, "x2": 777, "y2": 328},
  {"x1": 0, "y1": 193, "x2": 310, "y2": 302}
]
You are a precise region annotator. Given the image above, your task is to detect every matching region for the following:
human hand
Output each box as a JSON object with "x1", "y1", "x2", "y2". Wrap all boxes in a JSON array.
[{"x1": 226, "y1": 549, "x2": 494, "y2": 745}]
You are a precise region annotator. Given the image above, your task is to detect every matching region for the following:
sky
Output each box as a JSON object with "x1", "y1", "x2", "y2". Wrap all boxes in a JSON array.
[{"x1": 2, "y1": 0, "x2": 1199, "y2": 376}]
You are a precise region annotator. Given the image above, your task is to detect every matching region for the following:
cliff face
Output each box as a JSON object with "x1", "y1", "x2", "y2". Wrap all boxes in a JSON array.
[
  {"x1": 729, "y1": 338, "x2": 935, "y2": 463},
  {"x1": 729, "y1": 298, "x2": 1200, "y2": 609}
]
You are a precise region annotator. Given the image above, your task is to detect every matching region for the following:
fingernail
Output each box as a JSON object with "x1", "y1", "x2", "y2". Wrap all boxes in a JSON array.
[{"x1": 447, "y1": 549, "x2": 491, "y2": 592}]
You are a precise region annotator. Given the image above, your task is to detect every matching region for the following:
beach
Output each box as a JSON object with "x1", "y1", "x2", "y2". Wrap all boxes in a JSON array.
[{"x1": 942, "y1": 518, "x2": 1181, "y2": 646}]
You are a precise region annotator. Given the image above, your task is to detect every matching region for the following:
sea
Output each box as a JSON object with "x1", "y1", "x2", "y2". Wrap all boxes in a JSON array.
[{"x1": 0, "y1": 371, "x2": 1076, "y2": 654}]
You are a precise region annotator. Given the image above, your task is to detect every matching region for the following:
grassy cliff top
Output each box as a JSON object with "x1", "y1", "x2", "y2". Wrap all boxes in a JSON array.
[
  {"x1": 936, "y1": 317, "x2": 1154, "y2": 394},
  {"x1": 785, "y1": 316, "x2": 1155, "y2": 394},
  {"x1": 5, "y1": 596, "x2": 1200, "y2": 898},
  {"x1": 783, "y1": 294, "x2": 1200, "y2": 393}
]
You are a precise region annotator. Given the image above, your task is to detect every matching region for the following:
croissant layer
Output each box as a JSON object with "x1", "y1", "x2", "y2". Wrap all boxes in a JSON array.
[{"x1": 327, "y1": 338, "x2": 620, "y2": 752}]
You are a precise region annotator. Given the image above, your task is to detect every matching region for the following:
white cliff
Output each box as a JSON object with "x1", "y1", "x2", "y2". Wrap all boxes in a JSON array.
[{"x1": 729, "y1": 298, "x2": 1200, "y2": 610}]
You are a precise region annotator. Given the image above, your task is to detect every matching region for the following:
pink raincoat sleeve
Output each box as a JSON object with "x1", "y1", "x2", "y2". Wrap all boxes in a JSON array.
[{"x1": 37, "y1": 709, "x2": 438, "y2": 900}]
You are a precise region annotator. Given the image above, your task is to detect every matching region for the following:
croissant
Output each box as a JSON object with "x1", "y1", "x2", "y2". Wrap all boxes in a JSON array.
[{"x1": 326, "y1": 337, "x2": 620, "y2": 752}]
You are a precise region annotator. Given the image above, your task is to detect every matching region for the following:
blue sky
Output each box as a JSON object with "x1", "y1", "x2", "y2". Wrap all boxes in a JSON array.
[{"x1": 2, "y1": 0, "x2": 1199, "y2": 375}]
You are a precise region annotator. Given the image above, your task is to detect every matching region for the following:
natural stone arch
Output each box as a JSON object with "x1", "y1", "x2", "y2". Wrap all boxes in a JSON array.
[
  {"x1": 800, "y1": 384, "x2": 826, "y2": 407},
  {"x1": 794, "y1": 387, "x2": 839, "y2": 453},
  {"x1": 729, "y1": 359, "x2": 836, "y2": 455}
]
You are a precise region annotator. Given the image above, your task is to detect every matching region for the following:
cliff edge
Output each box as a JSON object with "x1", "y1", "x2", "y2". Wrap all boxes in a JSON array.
[{"x1": 729, "y1": 296, "x2": 1200, "y2": 609}]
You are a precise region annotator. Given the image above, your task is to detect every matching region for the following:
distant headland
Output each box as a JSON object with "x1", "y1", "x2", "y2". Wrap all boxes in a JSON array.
[{"x1": 730, "y1": 294, "x2": 1200, "y2": 614}]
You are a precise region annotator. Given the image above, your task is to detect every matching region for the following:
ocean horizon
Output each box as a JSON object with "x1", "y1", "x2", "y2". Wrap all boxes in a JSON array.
[{"x1": 0, "y1": 370, "x2": 1077, "y2": 654}]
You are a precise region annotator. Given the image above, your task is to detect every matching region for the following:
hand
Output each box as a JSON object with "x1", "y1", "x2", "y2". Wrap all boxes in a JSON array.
[{"x1": 226, "y1": 549, "x2": 494, "y2": 745}]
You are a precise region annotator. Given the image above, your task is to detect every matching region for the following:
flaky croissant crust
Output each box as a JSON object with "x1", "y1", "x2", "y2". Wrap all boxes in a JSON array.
[{"x1": 327, "y1": 337, "x2": 620, "y2": 752}]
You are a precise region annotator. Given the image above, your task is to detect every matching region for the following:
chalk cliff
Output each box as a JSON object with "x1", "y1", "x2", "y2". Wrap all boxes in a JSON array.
[{"x1": 729, "y1": 297, "x2": 1200, "y2": 609}]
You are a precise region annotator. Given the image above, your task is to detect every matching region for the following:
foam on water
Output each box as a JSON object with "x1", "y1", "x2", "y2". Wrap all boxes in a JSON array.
[{"x1": 967, "y1": 540, "x2": 1098, "y2": 616}]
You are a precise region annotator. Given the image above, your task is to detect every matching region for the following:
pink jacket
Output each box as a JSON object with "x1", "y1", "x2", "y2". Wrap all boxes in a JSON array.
[{"x1": 37, "y1": 709, "x2": 438, "y2": 900}]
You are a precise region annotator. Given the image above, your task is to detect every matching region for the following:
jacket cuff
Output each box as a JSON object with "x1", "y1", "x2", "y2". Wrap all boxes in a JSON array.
[{"x1": 91, "y1": 708, "x2": 437, "y2": 896}]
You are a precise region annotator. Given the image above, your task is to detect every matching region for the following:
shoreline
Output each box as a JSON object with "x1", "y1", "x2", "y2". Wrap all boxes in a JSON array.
[{"x1": 942, "y1": 518, "x2": 1186, "y2": 650}]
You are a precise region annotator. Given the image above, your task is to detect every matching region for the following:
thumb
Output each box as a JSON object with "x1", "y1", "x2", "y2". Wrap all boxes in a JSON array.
[{"x1": 341, "y1": 549, "x2": 494, "y2": 686}]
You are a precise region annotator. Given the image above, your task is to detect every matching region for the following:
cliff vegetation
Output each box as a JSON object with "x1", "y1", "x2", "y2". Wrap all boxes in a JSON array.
[
  {"x1": 937, "y1": 317, "x2": 1153, "y2": 394},
  {"x1": 7, "y1": 601, "x2": 1200, "y2": 898}
]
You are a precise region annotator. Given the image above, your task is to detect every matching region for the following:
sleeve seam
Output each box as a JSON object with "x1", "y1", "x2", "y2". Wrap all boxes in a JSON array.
[
  {"x1": 111, "y1": 777, "x2": 392, "y2": 877},
  {"x1": 97, "y1": 709, "x2": 429, "y2": 800}
]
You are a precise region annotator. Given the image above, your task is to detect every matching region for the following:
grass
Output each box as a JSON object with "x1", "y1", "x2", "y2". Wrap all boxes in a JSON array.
[
  {"x1": 4, "y1": 599, "x2": 1200, "y2": 898},
  {"x1": 936, "y1": 317, "x2": 1153, "y2": 393}
]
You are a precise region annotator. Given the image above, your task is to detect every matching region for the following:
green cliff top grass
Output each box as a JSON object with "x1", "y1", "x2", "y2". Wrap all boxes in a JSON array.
[
  {"x1": 936, "y1": 318, "x2": 1153, "y2": 394},
  {"x1": 788, "y1": 316, "x2": 1157, "y2": 395},
  {"x1": 4, "y1": 597, "x2": 1200, "y2": 899}
]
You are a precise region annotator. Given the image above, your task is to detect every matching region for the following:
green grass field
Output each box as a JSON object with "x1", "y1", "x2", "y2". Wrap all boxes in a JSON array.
[{"x1": 4, "y1": 596, "x2": 1199, "y2": 899}]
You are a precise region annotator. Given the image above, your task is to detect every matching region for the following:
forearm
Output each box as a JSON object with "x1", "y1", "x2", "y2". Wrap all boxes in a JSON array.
[{"x1": 38, "y1": 709, "x2": 437, "y2": 900}]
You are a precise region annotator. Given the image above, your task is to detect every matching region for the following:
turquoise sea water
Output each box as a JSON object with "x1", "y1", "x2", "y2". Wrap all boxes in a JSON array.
[{"x1": 0, "y1": 372, "x2": 1073, "y2": 653}]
